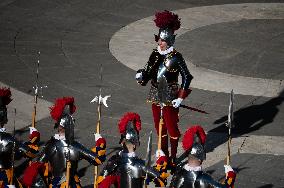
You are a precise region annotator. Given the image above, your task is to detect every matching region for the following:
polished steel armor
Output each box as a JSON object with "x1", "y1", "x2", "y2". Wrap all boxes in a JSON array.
[
  {"x1": 0, "y1": 132, "x2": 31, "y2": 169},
  {"x1": 100, "y1": 152, "x2": 160, "y2": 188},
  {"x1": 138, "y1": 49, "x2": 193, "y2": 104},
  {"x1": 38, "y1": 137, "x2": 100, "y2": 179},
  {"x1": 170, "y1": 169, "x2": 228, "y2": 188}
]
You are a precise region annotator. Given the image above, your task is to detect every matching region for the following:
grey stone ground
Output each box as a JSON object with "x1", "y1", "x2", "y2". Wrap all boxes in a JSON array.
[{"x1": 0, "y1": 0, "x2": 284, "y2": 187}]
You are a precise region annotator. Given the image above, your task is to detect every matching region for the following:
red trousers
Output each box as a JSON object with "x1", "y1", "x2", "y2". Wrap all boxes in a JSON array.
[{"x1": 152, "y1": 104, "x2": 180, "y2": 158}]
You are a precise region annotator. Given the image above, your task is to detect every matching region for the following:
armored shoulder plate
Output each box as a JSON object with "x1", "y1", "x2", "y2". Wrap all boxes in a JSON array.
[
  {"x1": 72, "y1": 141, "x2": 100, "y2": 165},
  {"x1": 149, "y1": 49, "x2": 159, "y2": 61},
  {"x1": 147, "y1": 49, "x2": 161, "y2": 70},
  {"x1": 100, "y1": 153, "x2": 120, "y2": 177},
  {"x1": 43, "y1": 137, "x2": 57, "y2": 156},
  {"x1": 40, "y1": 137, "x2": 81, "y2": 178},
  {"x1": 163, "y1": 51, "x2": 184, "y2": 73},
  {"x1": 197, "y1": 172, "x2": 227, "y2": 188},
  {"x1": 118, "y1": 156, "x2": 146, "y2": 188},
  {"x1": 171, "y1": 169, "x2": 227, "y2": 188}
]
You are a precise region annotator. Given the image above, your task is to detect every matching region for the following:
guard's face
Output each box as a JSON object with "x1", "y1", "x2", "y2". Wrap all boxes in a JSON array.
[
  {"x1": 0, "y1": 106, "x2": 8, "y2": 125},
  {"x1": 158, "y1": 39, "x2": 168, "y2": 51}
]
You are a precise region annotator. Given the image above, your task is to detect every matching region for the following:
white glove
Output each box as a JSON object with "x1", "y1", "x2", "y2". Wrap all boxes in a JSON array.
[
  {"x1": 172, "y1": 98, "x2": 183, "y2": 108},
  {"x1": 155, "y1": 149, "x2": 165, "y2": 158},
  {"x1": 94, "y1": 133, "x2": 102, "y2": 141},
  {"x1": 29, "y1": 127, "x2": 38, "y2": 134},
  {"x1": 135, "y1": 72, "x2": 143, "y2": 81},
  {"x1": 224, "y1": 165, "x2": 234, "y2": 173},
  {"x1": 7, "y1": 185, "x2": 16, "y2": 188}
]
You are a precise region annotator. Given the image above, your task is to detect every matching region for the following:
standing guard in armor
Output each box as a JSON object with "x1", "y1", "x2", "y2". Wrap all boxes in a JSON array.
[
  {"x1": 136, "y1": 10, "x2": 193, "y2": 168},
  {"x1": 22, "y1": 97, "x2": 107, "y2": 188},
  {"x1": 0, "y1": 87, "x2": 38, "y2": 188},
  {"x1": 170, "y1": 125, "x2": 236, "y2": 188},
  {"x1": 97, "y1": 112, "x2": 168, "y2": 188}
]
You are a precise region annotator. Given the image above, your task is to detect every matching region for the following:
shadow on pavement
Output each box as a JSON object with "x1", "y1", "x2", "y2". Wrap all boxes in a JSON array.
[
  {"x1": 257, "y1": 184, "x2": 274, "y2": 188},
  {"x1": 206, "y1": 89, "x2": 284, "y2": 152}
]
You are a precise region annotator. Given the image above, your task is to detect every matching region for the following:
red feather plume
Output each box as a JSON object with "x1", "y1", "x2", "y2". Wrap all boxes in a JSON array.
[
  {"x1": 118, "y1": 112, "x2": 141, "y2": 134},
  {"x1": 0, "y1": 87, "x2": 12, "y2": 105},
  {"x1": 154, "y1": 10, "x2": 181, "y2": 31},
  {"x1": 182, "y1": 125, "x2": 206, "y2": 151},
  {"x1": 49, "y1": 97, "x2": 76, "y2": 122}
]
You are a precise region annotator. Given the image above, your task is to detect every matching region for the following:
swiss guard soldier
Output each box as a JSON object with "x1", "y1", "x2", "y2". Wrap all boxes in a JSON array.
[
  {"x1": 0, "y1": 87, "x2": 37, "y2": 188},
  {"x1": 136, "y1": 10, "x2": 193, "y2": 168},
  {"x1": 170, "y1": 125, "x2": 236, "y2": 188},
  {"x1": 22, "y1": 97, "x2": 107, "y2": 188},
  {"x1": 97, "y1": 112, "x2": 168, "y2": 188}
]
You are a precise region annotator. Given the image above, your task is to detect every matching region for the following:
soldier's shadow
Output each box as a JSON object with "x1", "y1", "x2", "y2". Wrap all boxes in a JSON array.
[
  {"x1": 257, "y1": 184, "x2": 274, "y2": 188},
  {"x1": 206, "y1": 90, "x2": 284, "y2": 153}
]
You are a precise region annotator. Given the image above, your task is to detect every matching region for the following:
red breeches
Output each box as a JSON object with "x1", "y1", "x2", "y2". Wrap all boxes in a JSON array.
[{"x1": 152, "y1": 104, "x2": 180, "y2": 158}]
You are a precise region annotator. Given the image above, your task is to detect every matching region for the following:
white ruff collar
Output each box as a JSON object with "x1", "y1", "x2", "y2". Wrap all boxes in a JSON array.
[
  {"x1": 54, "y1": 134, "x2": 66, "y2": 140},
  {"x1": 0, "y1": 128, "x2": 6, "y2": 132},
  {"x1": 157, "y1": 46, "x2": 174, "y2": 55},
  {"x1": 184, "y1": 164, "x2": 202, "y2": 172},
  {"x1": 120, "y1": 151, "x2": 136, "y2": 158}
]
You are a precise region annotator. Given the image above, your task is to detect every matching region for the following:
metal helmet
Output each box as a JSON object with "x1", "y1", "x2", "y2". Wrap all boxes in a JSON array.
[
  {"x1": 182, "y1": 125, "x2": 207, "y2": 162},
  {"x1": 155, "y1": 28, "x2": 176, "y2": 46},
  {"x1": 124, "y1": 122, "x2": 140, "y2": 145},
  {"x1": 154, "y1": 10, "x2": 181, "y2": 46},
  {"x1": 189, "y1": 143, "x2": 206, "y2": 162},
  {"x1": 118, "y1": 112, "x2": 141, "y2": 146},
  {"x1": 60, "y1": 113, "x2": 75, "y2": 145},
  {"x1": 50, "y1": 97, "x2": 76, "y2": 144},
  {"x1": 0, "y1": 88, "x2": 12, "y2": 125}
]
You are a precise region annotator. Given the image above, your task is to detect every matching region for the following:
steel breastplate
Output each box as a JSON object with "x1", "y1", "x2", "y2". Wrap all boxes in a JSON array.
[
  {"x1": 156, "y1": 52, "x2": 181, "y2": 84},
  {"x1": 183, "y1": 170, "x2": 200, "y2": 187},
  {"x1": 174, "y1": 169, "x2": 221, "y2": 188},
  {"x1": 0, "y1": 132, "x2": 15, "y2": 169},
  {"x1": 163, "y1": 52, "x2": 180, "y2": 73},
  {"x1": 47, "y1": 139, "x2": 80, "y2": 177},
  {"x1": 118, "y1": 156, "x2": 145, "y2": 188},
  {"x1": 157, "y1": 56, "x2": 167, "y2": 81}
]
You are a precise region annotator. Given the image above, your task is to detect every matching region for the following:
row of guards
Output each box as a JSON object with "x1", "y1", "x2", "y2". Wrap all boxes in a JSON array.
[{"x1": 0, "y1": 10, "x2": 236, "y2": 188}]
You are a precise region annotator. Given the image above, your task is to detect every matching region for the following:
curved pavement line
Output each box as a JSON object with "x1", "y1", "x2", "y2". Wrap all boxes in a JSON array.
[
  {"x1": 109, "y1": 3, "x2": 284, "y2": 97},
  {"x1": 0, "y1": 82, "x2": 53, "y2": 132},
  {"x1": 203, "y1": 134, "x2": 284, "y2": 168}
]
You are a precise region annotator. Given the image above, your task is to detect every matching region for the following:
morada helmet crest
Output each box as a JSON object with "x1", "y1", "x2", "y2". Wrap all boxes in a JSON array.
[
  {"x1": 118, "y1": 112, "x2": 141, "y2": 145},
  {"x1": 182, "y1": 125, "x2": 207, "y2": 161},
  {"x1": 154, "y1": 10, "x2": 181, "y2": 46}
]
